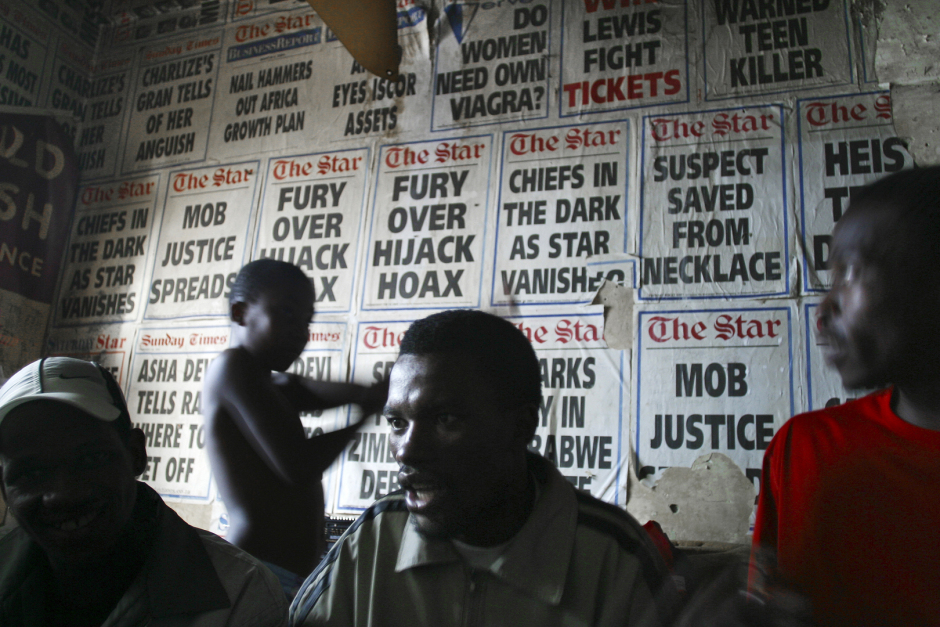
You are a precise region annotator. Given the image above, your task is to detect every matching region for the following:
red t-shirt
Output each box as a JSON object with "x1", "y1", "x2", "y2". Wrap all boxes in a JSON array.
[{"x1": 752, "y1": 389, "x2": 940, "y2": 626}]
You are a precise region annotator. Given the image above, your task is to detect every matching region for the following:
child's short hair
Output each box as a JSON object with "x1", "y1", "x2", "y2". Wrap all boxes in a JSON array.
[{"x1": 229, "y1": 259, "x2": 312, "y2": 305}]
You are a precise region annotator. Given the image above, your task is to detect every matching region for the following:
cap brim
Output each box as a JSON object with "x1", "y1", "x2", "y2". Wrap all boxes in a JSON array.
[{"x1": 0, "y1": 393, "x2": 121, "y2": 425}]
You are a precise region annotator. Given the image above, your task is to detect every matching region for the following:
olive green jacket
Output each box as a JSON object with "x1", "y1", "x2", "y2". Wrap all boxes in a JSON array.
[{"x1": 291, "y1": 454, "x2": 674, "y2": 627}]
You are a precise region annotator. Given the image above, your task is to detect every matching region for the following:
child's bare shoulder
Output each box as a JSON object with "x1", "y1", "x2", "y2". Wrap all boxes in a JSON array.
[{"x1": 205, "y1": 347, "x2": 262, "y2": 397}]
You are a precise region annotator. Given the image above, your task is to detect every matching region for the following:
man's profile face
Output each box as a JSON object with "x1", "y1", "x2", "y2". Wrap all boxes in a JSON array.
[
  {"x1": 236, "y1": 278, "x2": 314, "y2": 372},
  {"x1": 817, "y1": 204, "x2": 914, "y2": 389},
  {"x1": 384, "y1": 354, "x2": 525, "y2": 545},
  {"x1": 0, "y1": 401, "x2": 144, "y2": 567}
]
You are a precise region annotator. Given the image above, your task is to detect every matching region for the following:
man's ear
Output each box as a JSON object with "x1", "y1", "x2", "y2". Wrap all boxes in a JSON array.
[
  {"x1": 231, "y1": 300, "x2": 247, "y2": 325},
  {"x1": 127, "y1": 428, "x2": 148, "y2": 477}
]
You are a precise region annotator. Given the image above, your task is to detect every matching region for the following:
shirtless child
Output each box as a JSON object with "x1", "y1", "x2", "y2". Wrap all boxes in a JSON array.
[{"x1": 203, "y1": 259, "x2": 386, "y2": 598}]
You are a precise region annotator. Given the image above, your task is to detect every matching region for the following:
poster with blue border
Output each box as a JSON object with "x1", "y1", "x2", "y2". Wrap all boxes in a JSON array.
[
  {"x1": 492, "y1": 120, "x2": 632, "y2": 307},
  {"x1": 361, "y1": 136, "x2": 491, "y2": 311},
  {"x1": 639, "y1": 105, "x2": 788, "y2": 300},
  {"x1": 144, "y1": 160, "x2": 259, "y2": 319},
  {"x1": 128, "y1": 323, "x2": 231, "y2": 501},
  {"x1": 254, "y1": 147, "x2": 370, "y2": 314},
  {"x1": 636, "y1": 305, "x2": 794, "y2": 488},
  {"x1": 559, "y1": 0, "x2": 688, "y2": 116},
  {"x1": 56, "y1": 174, "x2": 160, "y2": 326},
  {"x1": 796, "y1": 91, "x2": 913, "y2": 293}
]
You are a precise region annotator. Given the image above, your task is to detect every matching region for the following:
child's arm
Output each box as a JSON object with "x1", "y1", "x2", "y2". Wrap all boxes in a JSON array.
[
  {"x1": 273, "y1": 375, "x2": 388, "y2": 473},
  {"x1": 272, "y1": 374, "x2": 388, "y2": 417},
  {"x1": 205, "y1": 349, "x2": 383, "y2": 484}
]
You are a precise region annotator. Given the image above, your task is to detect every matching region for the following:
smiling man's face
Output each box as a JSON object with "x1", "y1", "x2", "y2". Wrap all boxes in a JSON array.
[{"x1": 0, "y1": 401, "x2": 144, "y2": 568}]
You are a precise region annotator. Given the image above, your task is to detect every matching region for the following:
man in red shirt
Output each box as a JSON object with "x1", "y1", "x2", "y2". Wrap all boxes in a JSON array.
[{"x1": 751, "y1": 166, "x2": 940, "y2": 626}]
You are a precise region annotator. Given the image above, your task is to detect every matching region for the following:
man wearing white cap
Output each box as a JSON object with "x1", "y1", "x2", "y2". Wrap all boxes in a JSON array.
[{"x1": 0, "y1": 357, "x2": 288, "y2": 626}]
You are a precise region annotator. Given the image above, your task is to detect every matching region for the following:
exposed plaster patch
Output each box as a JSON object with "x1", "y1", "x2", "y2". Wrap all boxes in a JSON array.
[
  {"x1": 627, "y1": 453, "x2": 755, "y2": 544},
  {"x1": 590, "y1": 279, "x2": 634, "y2": 351}
]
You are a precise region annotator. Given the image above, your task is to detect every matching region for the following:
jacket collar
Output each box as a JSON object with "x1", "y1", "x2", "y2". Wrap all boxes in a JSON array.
[{"x1": 394, "y1": 454, "x2": 577, "y2": 606}]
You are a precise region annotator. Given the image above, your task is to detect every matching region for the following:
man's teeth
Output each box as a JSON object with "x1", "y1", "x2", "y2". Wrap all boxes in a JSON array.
[{"x1": 56, "y1": 511, "x2": 96, "y2": 531}]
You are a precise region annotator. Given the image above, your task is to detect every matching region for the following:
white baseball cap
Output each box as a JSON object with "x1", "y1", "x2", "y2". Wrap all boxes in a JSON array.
[{"x1": 0, "y1": 357, "x2": 127, "y2": 426}]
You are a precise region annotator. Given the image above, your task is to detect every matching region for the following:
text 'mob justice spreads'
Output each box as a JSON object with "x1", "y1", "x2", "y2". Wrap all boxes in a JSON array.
[
  {"x1": 146, "y1": 161, "x2": 260, "y2": 319},
  {"x1": 493, "y1": 121, "x2": 631, "y2": 307},
  {"x1": 334, "y1": 311, "x2": 627, "y2": 514},
  {"x1": 56, "y1": 175, "x2": 160, "y2": 326},
  {"x1": 636, "y1": 305, "x2": 794, "y2": 485},
  {"x1": 640, "y1": 105, "x2": 788, "y2": 299},
  {"x1": 560, "y1": 0, "x2": 688, "y2": 116},
  {"x1": 253, "y1": 148, "x2": 369, "y2": 313},
  {"x1": 797, "y1": 91, "x2": 913, "y2": 293},
  {"x1": 361, "y1": 136, "x2": 491, "y2": 310}
]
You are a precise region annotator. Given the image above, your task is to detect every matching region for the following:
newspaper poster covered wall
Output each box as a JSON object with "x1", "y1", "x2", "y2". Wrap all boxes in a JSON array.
[
  {"x1": 56, "y1": 174, "x2": 160, "y2": 325},
  {"x1": 361, "y1": 136, "x2": 491, "y2": 311},
  {"x1": 702, "y1": 0, "x2": 853, "y2": 100},
  {"x1": 253, "y1": 148, "x2": 368, "y2": 313},
  {"x1": 636, "y1": 305, "x2": 794, "y2": 486},
  {"x1": 11, "y1": 0, "x2": 925, "y2": 527},
  {"x1": 128, "y1": 324, "x2": 230, "y2": 500},
  {"x1": 432, "y1": 0, "x2": 552, "y2": 130},
  {"x1": 640, "y1": 105, "x2": 788, "y2": 299},
  {"x1": 797, "y1": 92, "x2": 913, "y2": 292},
  {"x1": 560, "y1": 0, "x2": 688, "y2": 116},
  {"x1": 493, "y1": 120, "x2": 631, "y2": 306},
  {"x1": 146, "y1": 161, "x2": 259, "y2": 319}
]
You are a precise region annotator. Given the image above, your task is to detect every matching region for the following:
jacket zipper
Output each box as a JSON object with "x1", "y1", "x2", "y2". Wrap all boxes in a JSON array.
[{"x1": 463, "y1": 569, "x2": 486, "y2": 627}]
